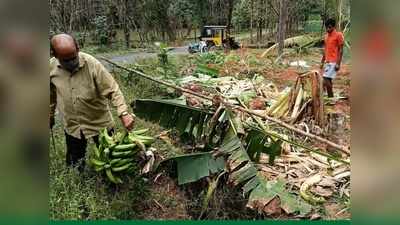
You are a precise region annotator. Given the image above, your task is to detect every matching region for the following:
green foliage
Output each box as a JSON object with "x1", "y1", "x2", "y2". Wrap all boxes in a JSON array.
[
  {"x1": 195, "y1": 52, "x2": 226, "y2": 65},
  {"x1": 248, "y1": 179, "x2": 312, "y2": 215},
  {"x1": 225, "y1": 53, "x2": 241, "y2": 63},
  {"x1": 219, "y1": 115, "x2": 312, "y2": 216},
  {"x1": 238, "y1": 91, "x2": 257, "y2": 105},
  {"x1": 247, "y1": 54, "x2": 261, "y2": 66},
  {"x1": 157, "y1": 43, "x2": 169, "y2": 66},
  {"x1": 195, "y1": 64, "x2": 219, "y2": 78},
  {"x1": 192, "y1": 52, "x2": 227, "y2": 78},
  {"x1": 155, "y1": 43, "x2": 180, "y2": 79},
  {"x1": 163, "y1": 152, "x2": 225, "y2": 185},
  {"x1": 246, "y1": 129, "x2": 283, "y2": 165},
  {"x1": 304, "y1": 20, "x2": 323, "y2": 33},
  {"x1": 92, "y1": 16, "x2": 110, "y2": 46},
  {"x1": 232, "y1": 0, "x2": 251, "y2": 31},
  {"x1": 168, "y1": 0, "x2": 197, "y2": 27},
  {"x1": 133, "y1": 99, "x2": 218, "y2": 144}
]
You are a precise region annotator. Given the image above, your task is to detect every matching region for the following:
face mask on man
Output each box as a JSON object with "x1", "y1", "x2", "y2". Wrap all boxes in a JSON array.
[{"x1": 59, "y1": 56, "x2": 79, "y2": 72}]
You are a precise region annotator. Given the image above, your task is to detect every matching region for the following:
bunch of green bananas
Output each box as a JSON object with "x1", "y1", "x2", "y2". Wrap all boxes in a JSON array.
[{"x1": 90, "y1": 128, "x2": 155, "y2": 184}]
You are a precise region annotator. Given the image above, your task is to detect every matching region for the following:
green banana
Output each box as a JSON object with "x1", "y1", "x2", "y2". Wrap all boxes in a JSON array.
[
  {"x1": 131, "y1": 128, "x2": 149, "y2": 135},
  {"x1": 103, "y1": 148, "x2": 110, "y2": 158},
  {"x1": 115, "y1": 131, "x2": 129, "y2": 144},
  {"x1": 90, "y1": 127, "x2": 155, "y2": 184},
  {"x1": 112, "y1": 163, "x2": 133, "y2": 172},
  {"x1": 114, "y1": 158, "x2": 133, "y2": 167},
  {"x1": 111, "y1": 150, "x2": 135, "y2": 158},
  {"x1": 93, "y1": 145, "x2": 101, "y2": 159},
  {"x1": 105, "y1": 169, "x2": 122, "y2": 184},
  {"x1": 94, "y1": 165, "x2": 105, "y2": 172},
  {"x1": 101, "y1": 128, "x2": 115, "y2": 147},
  {"x1": 112, "y1": 132, "x2": 123, "y2": 143},
  {"x1": 115, "y1": 177, "x2": 123, "y2": 184},
  {"x1": 110, "y1": 158, "x2": 122, "y2": 166},
  {"x1": 133, "y1": 134, "x2": 155, "y2": 140},
  {"x1": 114, "y1": 143, "x2": 136, "y2": 151},
  {"x1": 90, "y1": 158, "x2": 106, "y2": 167},
  {"x1": 129, "y1": 135, "x2": 155, "y2": 145}
]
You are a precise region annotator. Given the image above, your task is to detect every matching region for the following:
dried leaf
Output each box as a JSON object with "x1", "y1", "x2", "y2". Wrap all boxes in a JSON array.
[
  {"x1": 263, "y1": 197, "x2": 282, "y2": 216},
  {"x1": 311, "y1": 186, "x2": 334, "y2": 198},
  {"x1": 300, "y1": 174, "x2": 326, "y2": 204}
]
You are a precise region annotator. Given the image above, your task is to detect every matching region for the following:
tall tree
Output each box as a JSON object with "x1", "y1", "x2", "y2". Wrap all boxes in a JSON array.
[
  {"x1": 250, "y1": 0, "x2": 254, "y2": 44},
  {"x1": 277, "y1": 0, "x2": 287, "y2": 56},
  {"x1": 225, "y1": 0, "x2": 235, "y2": 36}
]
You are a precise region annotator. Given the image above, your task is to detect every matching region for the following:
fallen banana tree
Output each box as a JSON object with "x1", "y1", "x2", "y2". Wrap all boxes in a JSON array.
[
  {"x1": 102, "y1": 58, "x2": 349, "y2": 155},
  {"x1": 267, "y1": 71, "x2": 325, "y2": 126},
  {"x1": 261, "y1": 34, "x2": 322, "y2": 57},
  {"x1": 133, "y1": 99, "x2": 348, "y2": 164},
  {"x1": 150, "y1": 107, "x2": 313, "y2": 216},
  {"x1": 217, "y1": 111, "x2": 312, "y2": 216},
  {"x1": 132, "y1": 98, "x2": 349, "y2": 216}
]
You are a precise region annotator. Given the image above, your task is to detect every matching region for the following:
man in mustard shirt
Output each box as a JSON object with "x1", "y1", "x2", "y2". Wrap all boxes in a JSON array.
[{"x1": 50, "y1": 34, "x2": 134, "y2": 171}]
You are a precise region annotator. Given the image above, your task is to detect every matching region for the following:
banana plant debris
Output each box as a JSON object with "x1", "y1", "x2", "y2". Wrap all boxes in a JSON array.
[{"x1": 104, "y1": 59, "x2": 350, "y2": 218}]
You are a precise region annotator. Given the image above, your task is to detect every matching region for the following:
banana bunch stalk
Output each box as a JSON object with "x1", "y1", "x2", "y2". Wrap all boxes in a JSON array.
[{"x1": 90, "y1": 128, "x2": 155, "y2": 184}]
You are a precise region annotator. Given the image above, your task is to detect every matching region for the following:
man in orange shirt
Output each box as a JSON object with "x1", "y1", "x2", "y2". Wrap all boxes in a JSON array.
[{"x1": 320, "y1": 18, "x2": 344, "y2": 98}]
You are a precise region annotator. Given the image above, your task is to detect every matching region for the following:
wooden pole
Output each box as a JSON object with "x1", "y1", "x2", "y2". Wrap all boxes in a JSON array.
[{"x1": 101, "y1": 58, "x2": 350, "y2": 156}]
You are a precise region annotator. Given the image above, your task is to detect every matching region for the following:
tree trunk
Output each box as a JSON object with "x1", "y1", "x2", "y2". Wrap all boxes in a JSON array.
[
  {"x1": 277, "y1": 0, "x2": 287, "y2": 56},
  {"x1": 68, "y1": 0, "x2": 75, "y2": 33},
  {"x1": 336, "y1": 0, "x2": 343, "y2": 31},
  {"x1": 122, "y1": 0, "x2": 130, "y2": 49},
  {"x1": 250, "y1": 0, "x2": 254, "y2": 44},
  {"x1": 265, "y1": 0, "x2": 268, "y2": 43},
  {"x1": 226, "y1": 0, "x2": 235, "y2": 37}
]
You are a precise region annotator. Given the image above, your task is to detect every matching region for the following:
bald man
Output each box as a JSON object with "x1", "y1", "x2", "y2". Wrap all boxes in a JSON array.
[{"x1": 50, "y1": 34, "x2": 134, "y2": 171}]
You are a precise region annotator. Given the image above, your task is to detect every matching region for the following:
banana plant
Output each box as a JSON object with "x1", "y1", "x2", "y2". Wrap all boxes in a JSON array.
[
  {"x1": 216, "y1": 114, "x2": 311, "y2": 216},
  {"x1": 134, "y1": 99, "x2": 311, "y2": 216},
  {"x1": 132, "y1": 99, "x2": 224, "y2": 147}
]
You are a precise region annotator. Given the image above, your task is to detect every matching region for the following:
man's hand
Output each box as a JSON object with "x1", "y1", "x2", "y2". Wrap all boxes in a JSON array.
[
  {"x1": 320, "y1": 63, "x2": 324, "y2": 70},
  {"x1": 335, "y1": 64, "x2": 341, "y2": 71},
  {"x1": 120, "y1": 113, "x2": 135, "y2": 131}
]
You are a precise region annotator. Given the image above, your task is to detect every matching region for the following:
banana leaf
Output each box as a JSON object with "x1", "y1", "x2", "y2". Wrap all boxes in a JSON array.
[
  {"x1": 248, "y1": 179, "x2": 311, "y2": 215},
  {"x1": 142, "y1": 101, "x2": 311, "y2": 215},
  {"x1": 162, "y1": 151, "x2": 225, "y2": 185},
  {"x1": 217, "y1": 113, "x2": 311, "y2": 216},
  {"x1": 246, "y1": 129, "x2": 282, "y2": 165},
  {"x1": 132, "y1": 99, "x2": 214, "y2": 143},
  {"x1": 195, "y1": 64, "x2": 219, "y2": 78}
]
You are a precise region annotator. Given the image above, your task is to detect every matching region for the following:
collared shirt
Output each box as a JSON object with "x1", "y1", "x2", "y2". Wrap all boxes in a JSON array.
[
  {"x1": 50, "y1": 52, "x2": 129, "y2": 139},
  {"x1": 324, "y1": 29, "x2": 344, "y2": 63}
]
